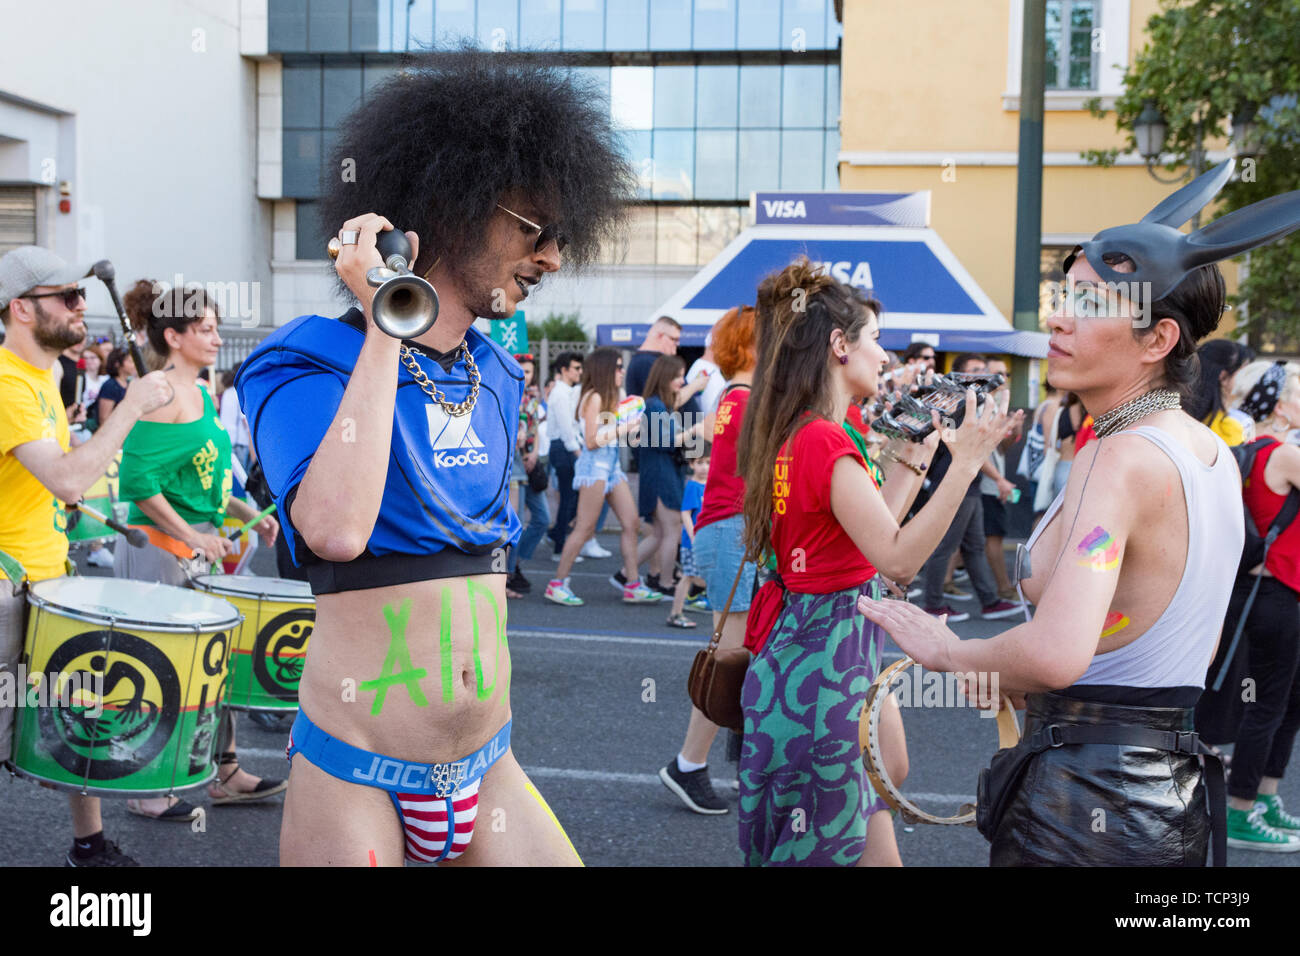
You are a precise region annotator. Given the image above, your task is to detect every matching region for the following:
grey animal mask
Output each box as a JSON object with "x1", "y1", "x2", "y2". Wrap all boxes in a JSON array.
[{"x1": 1064, "y1": 158, "x2": 1300, "y2": 304}]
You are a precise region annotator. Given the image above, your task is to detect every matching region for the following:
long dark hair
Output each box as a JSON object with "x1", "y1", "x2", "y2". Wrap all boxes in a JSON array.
[
  {"x1": 738, "y1": 257, "x2": 881, "y2": 564},
  {"x1": 578, "y1": 347, "x2": 621, "y2": 420},
  {"x1": 1185, "y1": 338, "x2": 1255, "y2": 423},
  {"x1": 643, "y1": 354, "x2": 685, "y2": 410}
]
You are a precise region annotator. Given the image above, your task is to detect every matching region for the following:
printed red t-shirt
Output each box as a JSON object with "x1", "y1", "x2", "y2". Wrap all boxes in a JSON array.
[
  {"x1": 771, "y1": 417, "x2": 878, "y2": 593},
  {"x1": 696, "y1": 385, "x2": 750, "y2": 532}
]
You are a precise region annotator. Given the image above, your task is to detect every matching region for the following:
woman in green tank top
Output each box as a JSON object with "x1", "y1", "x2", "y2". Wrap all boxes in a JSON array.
[{"x1": 114, "y1": 280, "x2": 282, "y2": 820}]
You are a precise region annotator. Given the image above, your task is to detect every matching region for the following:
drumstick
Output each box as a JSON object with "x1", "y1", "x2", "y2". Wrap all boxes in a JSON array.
[
  {"x1": 69, "y1": 500, "x2": 148, "y2": 548},
  {"x1": 226, "y1": 503, "x2": 277, "y2": 541}
]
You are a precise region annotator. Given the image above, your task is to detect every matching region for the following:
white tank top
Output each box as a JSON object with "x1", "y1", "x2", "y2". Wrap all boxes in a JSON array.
[{"x1": 1023, "y1": 425, "x2": 1243, "y2": 688}]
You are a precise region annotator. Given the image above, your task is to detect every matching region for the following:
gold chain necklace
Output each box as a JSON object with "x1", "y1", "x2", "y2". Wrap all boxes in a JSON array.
[
  {"x1": 1092, "y1": 388, "x2": 1182, "y2": 438},
  {"x1": 398, "y1": 342, "x2": 481, "y2": 417}
]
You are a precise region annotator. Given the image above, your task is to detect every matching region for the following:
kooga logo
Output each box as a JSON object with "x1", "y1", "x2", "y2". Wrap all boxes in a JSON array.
[
  {"x1": 761, "y1": 200, "x2": 807, "y2": 218},
  {"x1": 427, "y1": 404, "x2": 488, "y2": 469}
]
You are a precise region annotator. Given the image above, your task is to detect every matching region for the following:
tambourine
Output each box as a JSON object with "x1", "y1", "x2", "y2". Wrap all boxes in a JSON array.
[{"x1": 860, "y1": 656, "x2": 1021, "y2": 826}]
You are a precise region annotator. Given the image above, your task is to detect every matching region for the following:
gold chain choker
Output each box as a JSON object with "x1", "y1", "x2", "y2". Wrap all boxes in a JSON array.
[
  {"x1": 1091, "y1": 388, "x2": 1181, "y2": 438},
  {"x1": 398, "y1": 342, "x2": 481, "y2": 417}
]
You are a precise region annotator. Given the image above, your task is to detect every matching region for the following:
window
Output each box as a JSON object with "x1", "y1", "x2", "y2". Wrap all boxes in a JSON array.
[
  {"x1": 649, "y1": 0, "x2": 692, "y2": 50},
  {"x1": 563, "y1": 0, "x2": 604, "y2": 50},
  {"x1": 611, "y1": 66, "x2": 654, "y2": 130},
  {"x1": 654, "y1": 66, "x2": 696, "y2": 128},
  {"x1": 782, "y1": 64, "x2": 824, "y2": 128},
  {"x1": 780, "y1": 130, "x2": 822, "y2": 189},
  {"x1": 695, "y1": 130, "x2": 738, "y2": 199},
  {"x1": 738, "y1": 129, "x2": 780, "y2": 197},
  {"x1": 520, "y1": 0, "x2": 561, "y2": 47},
  {"x1": 475, "y1": 0, "x2": 517, "y2": 49},
  {"x1": 738, "y1": 65, "x2": 780, "y2": 127},
  {"x1": 652, "y1": 130, "x2": 695, "y2": 200},
  {"x1": 696, "y1": 65, "x2": 739, "y2": 127},
  {"x1": 694, "y1": 0, "x2": 737, "y2": 50},
  {"x1": 1003, "y1": 0, "x2": 1128, "y2": 109},
  {"x1": 434, "y1": 0, "x2": 475, "y2": 44},
  {"x1": 605, "y1": 0, "x2": 648, "y2": 50},
  {"x1": 1046, "y1": 0, "x2": 1098, "y2": 90},
  {"x1": 736, "y1": 0, "x2": 781, "y2": 49},
  {"x1": 308, "y1": 0, "x2": 349, "y2": 51}
]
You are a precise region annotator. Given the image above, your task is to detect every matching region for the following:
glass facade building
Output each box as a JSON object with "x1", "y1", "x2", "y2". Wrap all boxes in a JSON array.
[{"x1": 270, "y1": 0, "x2": 841, "y2": 266}]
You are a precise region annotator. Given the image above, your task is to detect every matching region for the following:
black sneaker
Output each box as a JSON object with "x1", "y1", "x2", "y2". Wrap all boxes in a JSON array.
[
  {"x1": 658, "y1": 760, "x2": 728, "y2": 814},
  {"x1": 66, "y1": 839, "x2": 139, "y2": 867},
  {"x1": 609, "y1": 570, "x2": 628, "y2": 591},
  {"x1": 507, "y1": 568, "x2": 532, "y2": 593},
  {"x1": 646, "y1": 572, "x2": 677, "y2": 597}
]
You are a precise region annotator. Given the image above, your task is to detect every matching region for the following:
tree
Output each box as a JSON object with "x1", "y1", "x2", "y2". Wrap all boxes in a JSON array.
[
  {"x1": 526, "y1": 312, "x2": 588, "y2": 344},
  {"x1": 1083, "y1": 0, "x2": 1300, "y2": 345}
]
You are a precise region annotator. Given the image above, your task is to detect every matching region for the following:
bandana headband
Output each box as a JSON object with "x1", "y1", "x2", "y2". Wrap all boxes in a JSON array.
[{"x1": 1240, "y1": 361, "x2": 1288, "y2": 423}]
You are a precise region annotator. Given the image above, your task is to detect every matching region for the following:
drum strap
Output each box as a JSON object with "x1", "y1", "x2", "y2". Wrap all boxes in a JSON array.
[{"x1": 129, "y1": 525, "x2": 197, "y2": 561}]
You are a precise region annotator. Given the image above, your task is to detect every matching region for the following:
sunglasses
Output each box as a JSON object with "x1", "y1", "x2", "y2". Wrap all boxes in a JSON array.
[
  {"x1": 20, "y1": 287, "x2": 87, "y2": 310},
  {"x1": 496, "y1": 204, "x2": 568, "y2": 254}
]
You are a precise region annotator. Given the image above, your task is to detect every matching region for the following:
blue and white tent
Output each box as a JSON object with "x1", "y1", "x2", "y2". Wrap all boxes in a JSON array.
[{"x1": 596, "y1": 191, "x2": 1048, "y2": 358}]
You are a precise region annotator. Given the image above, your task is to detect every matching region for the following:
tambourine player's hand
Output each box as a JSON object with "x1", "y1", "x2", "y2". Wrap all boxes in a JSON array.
[{"x1": 857, "y1": 594, "x2": 957, "y2": 673}]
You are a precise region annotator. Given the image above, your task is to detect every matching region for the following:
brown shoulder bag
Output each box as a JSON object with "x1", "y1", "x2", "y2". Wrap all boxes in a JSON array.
[{"x1": 686, "y1": 561, "x2": 751, "y2": 733}]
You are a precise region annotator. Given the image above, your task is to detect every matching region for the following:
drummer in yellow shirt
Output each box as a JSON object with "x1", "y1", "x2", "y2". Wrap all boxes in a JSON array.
[{"x1": 0, "y1": 246, "x2": 171, "y2": 866}]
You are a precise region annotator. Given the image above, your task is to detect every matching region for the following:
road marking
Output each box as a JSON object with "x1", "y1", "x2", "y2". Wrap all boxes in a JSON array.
[{"x1": 235, "y1": 750, "x2": 973, "y2": 804}]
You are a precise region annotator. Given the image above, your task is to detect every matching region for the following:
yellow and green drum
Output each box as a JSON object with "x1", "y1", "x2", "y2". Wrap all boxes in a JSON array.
[
  {"x1": 190, "y1": 574, "x2": 314, "y2": 711},
  {"x1": 10, "y1": 577, "x2": 239, "y2": 796}
]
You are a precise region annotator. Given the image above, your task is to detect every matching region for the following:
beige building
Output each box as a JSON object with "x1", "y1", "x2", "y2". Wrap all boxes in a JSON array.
[{"x1": 835, "y1": 0, "x2": 1240, "y2": 348}]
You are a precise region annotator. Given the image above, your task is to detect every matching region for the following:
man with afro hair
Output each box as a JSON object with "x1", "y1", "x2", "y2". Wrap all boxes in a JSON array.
[{"x1": 237, "y1": 50, "x2": 633, "y2": 866}]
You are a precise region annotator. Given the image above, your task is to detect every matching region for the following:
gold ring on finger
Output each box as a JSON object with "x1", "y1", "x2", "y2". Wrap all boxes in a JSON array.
[{"x1": 327, "y1": 237, "x2": 342, "y2": 261}]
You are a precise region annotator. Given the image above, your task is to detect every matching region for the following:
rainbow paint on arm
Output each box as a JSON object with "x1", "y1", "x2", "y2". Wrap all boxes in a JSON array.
[{"x1": 1076, "y1": 526, "x2": 1120, "y2": 572}]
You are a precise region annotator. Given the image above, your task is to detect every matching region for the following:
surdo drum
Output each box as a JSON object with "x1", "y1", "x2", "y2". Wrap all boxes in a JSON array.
[
  {"x1": 190, "y1": 574, "x2": 314, "y2": 711},
  {"x1": 10, "y1": 577, "x2": 239, "y2": 796}
]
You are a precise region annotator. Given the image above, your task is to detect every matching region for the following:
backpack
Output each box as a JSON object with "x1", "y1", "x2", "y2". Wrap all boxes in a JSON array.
[{"x1": 1231, "y1": 438, "x2": 1300, "y2": 576}]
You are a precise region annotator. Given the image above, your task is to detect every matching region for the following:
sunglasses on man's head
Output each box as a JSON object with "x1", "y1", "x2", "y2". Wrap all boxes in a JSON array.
[
  {"x1": 496, "y1": 203, "x2": 569, "y2": 254},
  {"x1": 20, "y1": 287, "x2": 87, "y2": 310}
]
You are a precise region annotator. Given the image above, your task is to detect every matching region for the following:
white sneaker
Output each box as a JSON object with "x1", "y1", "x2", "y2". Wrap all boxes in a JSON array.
[
  {"x1": 86, "y1": 548, "x2": 115, "y2": 568},
  {"x1": 581, "y1": 539, "x2": 612, "y2": 559}
]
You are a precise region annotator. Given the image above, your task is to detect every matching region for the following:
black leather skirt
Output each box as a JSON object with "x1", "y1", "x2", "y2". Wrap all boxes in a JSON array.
[{"x1": 989, "y1": 691, "x2": 1210, "y2": 867}]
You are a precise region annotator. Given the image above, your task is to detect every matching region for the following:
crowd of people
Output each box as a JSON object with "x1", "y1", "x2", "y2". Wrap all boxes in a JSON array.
[{"x1": 3, "y1": 52, "x2": 1300, "y2": 869}]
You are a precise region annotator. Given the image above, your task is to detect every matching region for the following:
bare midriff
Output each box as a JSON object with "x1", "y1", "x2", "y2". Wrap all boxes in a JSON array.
[{"x1": 297, "y1": 573, "x2": 511, "y2": 764}]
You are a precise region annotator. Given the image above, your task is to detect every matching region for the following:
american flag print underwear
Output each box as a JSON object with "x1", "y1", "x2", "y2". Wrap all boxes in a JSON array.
[{"x1": 286, "y1": 709, "x2": 511, "y2": 863}]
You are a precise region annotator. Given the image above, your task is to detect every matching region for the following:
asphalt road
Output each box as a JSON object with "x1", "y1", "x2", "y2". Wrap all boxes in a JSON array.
[{"x1": 2, "y1": 533, "x2": 1296, "y2": 868}]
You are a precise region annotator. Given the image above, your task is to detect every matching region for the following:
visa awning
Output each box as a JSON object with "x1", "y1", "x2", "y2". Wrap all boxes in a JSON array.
[{"x1": 597, "y1": 191, "x2": 1049, "y2": 359}]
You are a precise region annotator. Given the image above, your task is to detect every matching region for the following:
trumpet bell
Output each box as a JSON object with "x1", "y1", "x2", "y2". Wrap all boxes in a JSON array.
[{"x1": 370, "y1": 272, "x2": 439, "y2": 339}]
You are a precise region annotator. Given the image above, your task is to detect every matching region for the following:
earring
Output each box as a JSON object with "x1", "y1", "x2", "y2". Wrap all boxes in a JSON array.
[{"x1": 839, "y1": 355, "x2": 848, "y2": 365}]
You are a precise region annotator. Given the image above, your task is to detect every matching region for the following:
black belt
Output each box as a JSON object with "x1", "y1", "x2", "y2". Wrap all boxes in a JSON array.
[{"x1": 1020, "y1": 722, "x2": 1227, "y2": 867}]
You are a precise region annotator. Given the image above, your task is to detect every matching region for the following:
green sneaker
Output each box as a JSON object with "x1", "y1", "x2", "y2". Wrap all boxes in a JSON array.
[
  {"x1": 1226, "y1": 805, "x2": 1300, "y2": 852},
  {"x1": 544, "y1": 579, "x2": 584, "y2": 606},
  {"x1": 1255, "y1": 793, "x2": 1300, "y2": 833}
]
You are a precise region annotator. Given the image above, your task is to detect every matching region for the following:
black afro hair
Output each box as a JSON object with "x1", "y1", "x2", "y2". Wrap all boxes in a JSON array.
[{"x1": 319, "y1": 48, "x2": 634, "y2": 291}]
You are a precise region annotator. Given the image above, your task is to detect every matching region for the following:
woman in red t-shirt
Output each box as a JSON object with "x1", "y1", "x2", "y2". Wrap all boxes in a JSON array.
[
  {"x1": 735, "y1": 259, "x2": 1012, "y2": 867},
  {"x1": 657, "y1": 305, "x2": 758, "y2": 814}
]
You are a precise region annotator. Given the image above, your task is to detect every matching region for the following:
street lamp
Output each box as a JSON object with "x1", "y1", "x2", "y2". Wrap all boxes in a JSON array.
[
  {"x1": 1134, "y1": 99, "x2": 1203, "y2": 185},
  {"x1": 1134, "y1": 100, "x2": 1167, "y2": 164}
]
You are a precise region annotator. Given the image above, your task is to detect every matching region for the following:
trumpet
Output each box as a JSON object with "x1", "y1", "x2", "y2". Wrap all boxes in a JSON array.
[{"x1": 367, "y1": 230, "x2": 440, "y2": 339}]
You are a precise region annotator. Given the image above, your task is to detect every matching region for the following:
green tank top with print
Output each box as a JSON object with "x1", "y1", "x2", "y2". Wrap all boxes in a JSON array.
[{"x1": 119, "y1": 385, "x2": 233, "y2": 527}]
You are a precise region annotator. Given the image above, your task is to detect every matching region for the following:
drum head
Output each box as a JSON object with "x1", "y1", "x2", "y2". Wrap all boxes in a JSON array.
[
  {"x1": 192, "y1": 574, "x2": 313, "y2": 602},
  {"x1": 29, "y1": 577, "x2": 241, "y2": 631}
]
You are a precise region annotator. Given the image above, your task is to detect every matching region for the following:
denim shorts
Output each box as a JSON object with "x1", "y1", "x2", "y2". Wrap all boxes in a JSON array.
[
  {"x1": 573, "y1": 442, "x2": 626, "y2": 491},
  {"x1": 693, "y1": 513, "x2": 755, "y2": 612}
]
